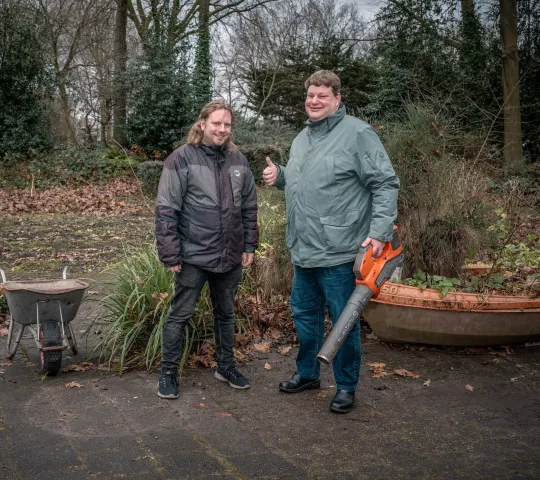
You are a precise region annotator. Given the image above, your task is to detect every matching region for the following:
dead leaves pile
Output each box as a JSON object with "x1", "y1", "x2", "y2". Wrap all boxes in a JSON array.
[{"x1": 0, "y1": 179, "x2": 148, "y2": 216}]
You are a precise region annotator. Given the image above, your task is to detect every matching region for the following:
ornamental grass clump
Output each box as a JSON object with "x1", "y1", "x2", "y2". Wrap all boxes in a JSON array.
[{"x1": 94, "y1": 242, "x2": 213, "y2": 373}]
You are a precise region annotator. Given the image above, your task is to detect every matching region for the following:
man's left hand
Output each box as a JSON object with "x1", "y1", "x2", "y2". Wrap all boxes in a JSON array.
[
  {"x1": 361, "y1": 237, "x2": 385, "y2": 258},
  {"x1": 242, "y1": 252, "x2": 254, "y2": 267}
]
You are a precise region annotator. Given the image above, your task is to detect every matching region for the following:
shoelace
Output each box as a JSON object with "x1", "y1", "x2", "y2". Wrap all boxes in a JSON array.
[
  {"x1": 161, "y1": 375, "x2": 178, "y2": 387},
  {"x1": 223, "y1": 365, "x2": 242, "y2": 379}
]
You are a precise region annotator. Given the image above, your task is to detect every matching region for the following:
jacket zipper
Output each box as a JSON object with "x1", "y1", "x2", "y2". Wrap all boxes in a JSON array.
[{"x1": 216, "y1": 160, "x2": 224, "y2": 267}]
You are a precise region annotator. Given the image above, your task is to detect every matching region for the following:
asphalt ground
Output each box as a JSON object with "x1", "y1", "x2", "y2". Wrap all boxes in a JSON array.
[{"x1": 1, "y1": 314, "x2": 540, "y2": 480}]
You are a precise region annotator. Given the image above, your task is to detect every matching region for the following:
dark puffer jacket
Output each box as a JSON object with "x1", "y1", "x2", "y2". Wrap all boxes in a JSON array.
[{"x1": 155, "y1": 143, "x2": 258, "y2": 273}]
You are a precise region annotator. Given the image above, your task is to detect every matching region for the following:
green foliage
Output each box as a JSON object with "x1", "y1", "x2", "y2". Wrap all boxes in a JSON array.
[
  {"x1": 400, "y1": 268, "x2": 511, "y2": 296},
  {"x1": 139, "y1": 161, "x2": 164, "y2": 197},
  {"x1": 488, "y1": 209, "x2": 540, "y2": 269},
  {"x1": 0, "y1": 147, "x2": 140, "y2": 189},
  {"x1": 0, "y1": 0, "x2": 53, "y2": 157},
  {"x1": 191, "y1": 20, "x2": 212, "y2": 117},
  {"x1": 124, "y1": 42, "x2": 192, "y2": 157},
  {"x1": 0, "y1": 292, "x2": 7, "y2": 314},
  {"x1": 401, "y1": 269, "x2": 462, "y2": 298}
]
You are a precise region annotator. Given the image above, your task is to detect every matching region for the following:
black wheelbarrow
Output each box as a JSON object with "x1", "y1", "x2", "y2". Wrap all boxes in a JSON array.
[{"x1": 0, "y1": 267, "x2": 89, "y2": 376}]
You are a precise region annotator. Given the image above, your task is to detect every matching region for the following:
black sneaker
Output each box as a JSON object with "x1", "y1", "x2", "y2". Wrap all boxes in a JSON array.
[
  {"x1": 157, "y1": 372, "x2": 179, "y2": 399},
  {"x1": 214, "y1": 364, "x2": 250, "y2": 389}
]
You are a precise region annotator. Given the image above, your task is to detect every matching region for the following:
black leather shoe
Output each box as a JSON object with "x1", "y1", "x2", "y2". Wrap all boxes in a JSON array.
[
  {"x1": 330, "y1": 390, "x2": 355, "y2": 413},
  {"x1": 279, "y1": 373, "x2": 320, "y2": 393}
]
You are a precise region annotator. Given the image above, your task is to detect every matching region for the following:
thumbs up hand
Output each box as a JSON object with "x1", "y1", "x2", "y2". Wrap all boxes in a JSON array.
[{"x1": 262, "y1": 156, "x2": 278, "y2": 186}]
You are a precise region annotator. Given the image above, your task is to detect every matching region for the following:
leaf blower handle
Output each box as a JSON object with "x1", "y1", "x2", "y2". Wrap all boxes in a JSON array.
[{"x1": 316, "y1": 227, "x2": 403, "y2": 365}]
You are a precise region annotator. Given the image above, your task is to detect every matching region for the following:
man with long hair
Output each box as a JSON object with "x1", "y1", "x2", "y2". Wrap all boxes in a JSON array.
[
  {"x1": 263, "y1": 71, "x2": 399, "y2": 413},
  {"x1": 155, "y1": 99, "x2": 258, "y2": 399}
]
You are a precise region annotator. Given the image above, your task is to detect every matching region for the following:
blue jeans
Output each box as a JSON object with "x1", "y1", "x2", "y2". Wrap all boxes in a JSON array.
[{"x1": 291, "y1": 261, "x2": 360, "y2": 392}]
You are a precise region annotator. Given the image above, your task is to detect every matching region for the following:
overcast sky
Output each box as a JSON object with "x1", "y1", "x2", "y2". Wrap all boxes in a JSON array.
[{"x1": 353, "y1": 0, "x2": 384, "y2": 20}]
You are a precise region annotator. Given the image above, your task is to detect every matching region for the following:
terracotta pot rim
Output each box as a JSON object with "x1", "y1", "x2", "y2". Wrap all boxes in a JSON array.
[{"x1": 374, "y1": 282, "x2": 540, "y2": 311}]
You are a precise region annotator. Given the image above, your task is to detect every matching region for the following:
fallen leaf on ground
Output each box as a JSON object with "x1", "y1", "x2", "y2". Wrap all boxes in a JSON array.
[
  {"x1": 87, "y1": 291, "x2": 99, "y2": 295},
  {"x1": 65, "y1": 382, "x2": 83, "y2": 388},
  {"x1": 278, "y1": 346, "x2": 291, "y2": 355},
  {"x1": 234, "y1": 349, "x2": 246, "y2": 361},
  {"x1": 252, "y1": 342, "x2": 271, "y2": 353},
  {"x1": 0, "y1": 362, "x2": 14, "y2": 367},
  {"x1": 423, "y1": 379, "x2": 431, "y2": 387},
  {"x1": 215, "y1": 412, "x2": 233, "y2": 417},
  {"x1": 368, "y1": 362, "x2": 390, "y2": 378},
  {"x1": 264, "y1": 363, "x2": 272, "y2": 370},
  {"x1": 61, "y1": 364, "x2": 91, "y2": 373},
  {"x1": 481, "y1": 360, "x2": 495, "y2": 365},
  {"x1": 465, "y1": 384, "x2": 474, "y2": 392},
  {"x1": 193, "y1": 403, "x2": 209, "y2": 408},
  {"x1": 394, "y1": 369, "x2": 420, "y2": 379},
  {"x1": 316, "y1": 390, "x2": 330, "y2": 398}
]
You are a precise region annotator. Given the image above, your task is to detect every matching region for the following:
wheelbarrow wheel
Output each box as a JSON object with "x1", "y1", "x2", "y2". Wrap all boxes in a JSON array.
[{"x1": 39, "y1": 320, "x2": 62, "y2": 376}]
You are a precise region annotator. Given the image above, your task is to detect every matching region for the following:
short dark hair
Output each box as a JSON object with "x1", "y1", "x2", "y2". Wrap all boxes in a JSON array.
[{"x1": 304, "y1": 70, "x2": 341, "y2": 95}]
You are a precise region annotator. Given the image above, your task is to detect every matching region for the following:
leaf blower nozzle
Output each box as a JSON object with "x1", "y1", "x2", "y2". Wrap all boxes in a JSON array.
[{"x1": 316, "y1": 226, "x2": 403, "y2": 365}]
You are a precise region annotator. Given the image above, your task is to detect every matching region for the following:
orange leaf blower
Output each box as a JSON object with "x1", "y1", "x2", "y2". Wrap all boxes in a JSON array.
[{"x1": 317, "y1": 226, "x2": 403, "y2": 365}]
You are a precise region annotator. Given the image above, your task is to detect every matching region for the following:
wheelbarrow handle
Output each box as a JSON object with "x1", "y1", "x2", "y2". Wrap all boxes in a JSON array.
[{"x1": 0, "y1": 268, "x2": 6, "y2": 283}]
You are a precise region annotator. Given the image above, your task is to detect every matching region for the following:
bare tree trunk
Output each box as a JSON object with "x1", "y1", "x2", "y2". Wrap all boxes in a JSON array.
[
  {"x1": 58, "y1": 78, "x2": 78, "y2": 145},
  {"x1": 499, "y1": 0, "x2": 523, "y2": 166},
  {"x1": 113, "y1": 0, "x2": 128, "y2": 146},
  {"x1": 461, "y1": 0, "x2": 474, "y2": 14},
  {"x1": 192, "y1": 0, "x2": 212, "y2": 114}
]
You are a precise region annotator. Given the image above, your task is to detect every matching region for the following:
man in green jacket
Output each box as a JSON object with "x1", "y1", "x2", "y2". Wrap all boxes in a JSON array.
[{"x1": 263, "y1": 70, "x2": 399, "y2": 413}]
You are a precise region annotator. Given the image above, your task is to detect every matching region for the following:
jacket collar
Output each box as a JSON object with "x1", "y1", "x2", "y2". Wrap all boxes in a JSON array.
[
  {"x1": 306, "y1": 103, "x2": 346, "y2": 135},
  {"x1": 199, "y1": 143, "x2": 228, "y2": 160}
]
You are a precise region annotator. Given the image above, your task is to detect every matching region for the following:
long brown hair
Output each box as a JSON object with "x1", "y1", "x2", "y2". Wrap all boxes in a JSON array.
[{"x1": 186, "y1": 99, "x2": 236, "y2": 150}]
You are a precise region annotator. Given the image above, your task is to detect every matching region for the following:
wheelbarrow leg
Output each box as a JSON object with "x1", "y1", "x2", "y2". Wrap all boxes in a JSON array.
[
  {"x1": 6, "y1": 317, "x2": 25, "y2": 360},
  {"x1": 66, "y1": 322, "x2": 78, "y2": 356}
]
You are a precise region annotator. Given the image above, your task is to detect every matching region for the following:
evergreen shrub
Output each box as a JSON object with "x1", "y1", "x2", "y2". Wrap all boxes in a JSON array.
[{"x1": 139, "y1": 161, "x2": 164, "y2": 197}]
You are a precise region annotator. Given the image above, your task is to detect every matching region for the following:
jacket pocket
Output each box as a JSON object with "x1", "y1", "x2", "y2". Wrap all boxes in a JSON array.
[
  {"x1": 286, "y1": 203, "x2": 297, "y2": 250},
  {"x1": 320, "y1": 210, "x2": 359, "y2": 253}
]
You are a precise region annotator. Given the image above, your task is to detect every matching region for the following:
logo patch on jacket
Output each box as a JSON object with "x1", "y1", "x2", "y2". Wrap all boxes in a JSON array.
[{"x1": 233, "y1": 169, "x2": 241, "y2": 177}]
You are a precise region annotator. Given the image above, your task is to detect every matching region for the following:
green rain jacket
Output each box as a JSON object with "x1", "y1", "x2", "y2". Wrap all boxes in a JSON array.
[{"x1": 275, "y1": 103, "x2": 399, "y2": 268}]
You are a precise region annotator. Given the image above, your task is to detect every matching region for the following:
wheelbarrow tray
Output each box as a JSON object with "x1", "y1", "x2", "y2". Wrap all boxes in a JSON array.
[{"x1": 2, "y1": 279, "x2": 89, "y2": 325}]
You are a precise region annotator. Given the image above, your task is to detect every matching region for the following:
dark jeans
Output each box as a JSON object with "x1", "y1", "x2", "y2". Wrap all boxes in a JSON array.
[
  {"x1": 291, "y1": 261, "x2": 360, "y2": 391},
  {"x1": 161, "y1": 263, "x2": 243, "y2": 374}
]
